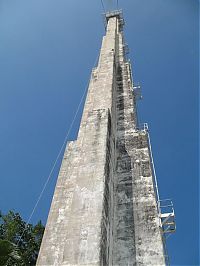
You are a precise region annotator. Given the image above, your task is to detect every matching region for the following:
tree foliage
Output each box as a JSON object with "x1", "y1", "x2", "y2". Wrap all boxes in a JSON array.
[{"x1": 0, "y1": 211, "x2": 44, "y2": 266}]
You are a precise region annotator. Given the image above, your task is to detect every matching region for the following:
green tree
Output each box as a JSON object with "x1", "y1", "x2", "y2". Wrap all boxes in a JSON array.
[
  {"x1": 0, "y1": 239, "x2": 22, "y2": 265},
  {"x1": 0, "y1": 211, "x2": 44, "y2": 266}
]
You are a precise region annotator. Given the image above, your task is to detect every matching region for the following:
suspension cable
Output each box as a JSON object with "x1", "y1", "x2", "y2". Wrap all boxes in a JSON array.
[
  {"x1": 100, "y1": 0, "x2": 106, "y2": 13},
  {"x1": 16, "y1": 53, "x2": 100, "y2": 247},
  {"x1": 17, "y1": 88, "x2": 87, "y2": 246}
]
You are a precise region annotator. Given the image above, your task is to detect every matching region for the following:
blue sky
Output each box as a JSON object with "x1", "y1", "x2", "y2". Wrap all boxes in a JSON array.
[{"x1": 0, "y1": 0, "x2": 198, "y2": 265}]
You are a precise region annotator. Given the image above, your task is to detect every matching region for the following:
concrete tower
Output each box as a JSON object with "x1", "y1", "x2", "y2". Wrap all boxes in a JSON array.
[{"x1": 37, "y1": 11, "x2": 175, "y2": 266}]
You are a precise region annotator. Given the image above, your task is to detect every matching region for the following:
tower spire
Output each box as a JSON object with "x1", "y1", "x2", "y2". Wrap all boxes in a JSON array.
[{"x1": 37, "y1": 11, "x2": 175, "y2": 266}]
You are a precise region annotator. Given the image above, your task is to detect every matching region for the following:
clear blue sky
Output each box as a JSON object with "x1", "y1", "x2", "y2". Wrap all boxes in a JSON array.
[{"x1": 0, "y1": 0, "x2": 198, "y2": 265}]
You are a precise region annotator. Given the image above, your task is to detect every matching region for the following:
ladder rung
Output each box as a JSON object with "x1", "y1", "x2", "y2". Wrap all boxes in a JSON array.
[
  {"x1": 160, "y1": 212, "x2": 174, "y2": 218},
  {"x1": 163, "y1": 229, "x2": 176, "y2": 234},
  {"x1": 163, "y1": 221, "x2": 175, "y2": 226}
]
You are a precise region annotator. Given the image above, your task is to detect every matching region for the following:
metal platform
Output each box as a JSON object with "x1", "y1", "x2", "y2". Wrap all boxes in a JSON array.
[
  {"x1": 158, "y1": 199, "x2": 176, "y2": 236},
  {"x1": 133, "y1": 84, "x2": 142, "y2": 100},
  {"x1": 104, "y1": 10, "x2": 124, "y2": 30},
  {"x1": 135, "y1": 122, "x2": 148, "y2": 132}
]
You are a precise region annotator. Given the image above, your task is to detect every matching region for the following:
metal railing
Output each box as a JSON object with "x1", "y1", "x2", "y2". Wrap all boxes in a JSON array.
[
  {"x1": 135, "y1": 122, "x2": 148, "y2": 132},
  {"x1": 158, "y1": 199, "x2": 176, "y2": 236},
  {"x1": 133, "y1": 84, "x2": 142, "y2": 100}
]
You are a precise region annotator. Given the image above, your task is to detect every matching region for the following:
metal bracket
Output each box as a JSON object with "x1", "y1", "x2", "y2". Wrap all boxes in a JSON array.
[
  {"x1": 133, "y1": 84, "x2": 142, "y2": 100},
  {"x1": 123, "y1": 43, "x2": 129, "y2": 55}
]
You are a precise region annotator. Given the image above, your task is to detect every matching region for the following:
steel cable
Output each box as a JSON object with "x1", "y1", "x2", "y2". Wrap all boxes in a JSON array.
[
  {"x1": 100, "y1": 0, "x2": 106, "y2": 13},
  {"x1": 16, "y1": 53, "x2": 100, "y2": 247}
]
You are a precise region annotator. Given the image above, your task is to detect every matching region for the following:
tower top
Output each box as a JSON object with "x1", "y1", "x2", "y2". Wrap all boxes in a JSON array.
[{"x1": 104, "y1": 9, "x2": 124, "y2": 30}]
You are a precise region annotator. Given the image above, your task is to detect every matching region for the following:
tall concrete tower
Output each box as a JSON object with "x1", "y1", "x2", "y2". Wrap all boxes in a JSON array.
[{"x1": 37, "y1": 11, "x2": 175, "y2": 266}]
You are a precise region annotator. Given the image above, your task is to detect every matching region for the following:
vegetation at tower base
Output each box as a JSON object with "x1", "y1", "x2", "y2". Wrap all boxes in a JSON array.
[{"x1": 0, "y1": 211, "x2": 44, "y2": 266}]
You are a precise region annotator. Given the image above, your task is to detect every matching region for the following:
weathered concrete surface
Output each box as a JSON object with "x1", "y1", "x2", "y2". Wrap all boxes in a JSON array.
[
  {"x1": 37, "y1": 17, "x2": 118, "y2": 266},
  {"x1": 37, "y1": 13, "x2": 166, "y2": 266},
  {"x1": 112, "y1": 30, "x2": 165, "y2": 265}
]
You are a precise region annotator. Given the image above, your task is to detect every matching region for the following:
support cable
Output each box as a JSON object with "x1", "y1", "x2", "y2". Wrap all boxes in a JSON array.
[
  {"x1": 100, "y1": 0, "x2": 106, "y2": 13},
  {"x1": 117, "y1": 0, "x2": 119, "y2": 9},
  {"x1": 17, "y1": 87, "x2": 87, "y2": 246},
  {"x1": 16, "y1": 53, "x2": 100, "y2": 248}
]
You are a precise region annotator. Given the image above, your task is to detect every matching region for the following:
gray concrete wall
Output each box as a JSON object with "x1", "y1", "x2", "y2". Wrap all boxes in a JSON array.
[
  {"x1": 37, "y1": 14, "x2": 166, "y2": 266},
  {"x1": 112, "y1": 29, "x2": 166, "y2": 266}
]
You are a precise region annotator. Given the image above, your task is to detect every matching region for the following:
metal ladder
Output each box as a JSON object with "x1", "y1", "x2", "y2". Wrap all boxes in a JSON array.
[{"x1": 135, "y1": 123, "x2": 176, "y2": 237}]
